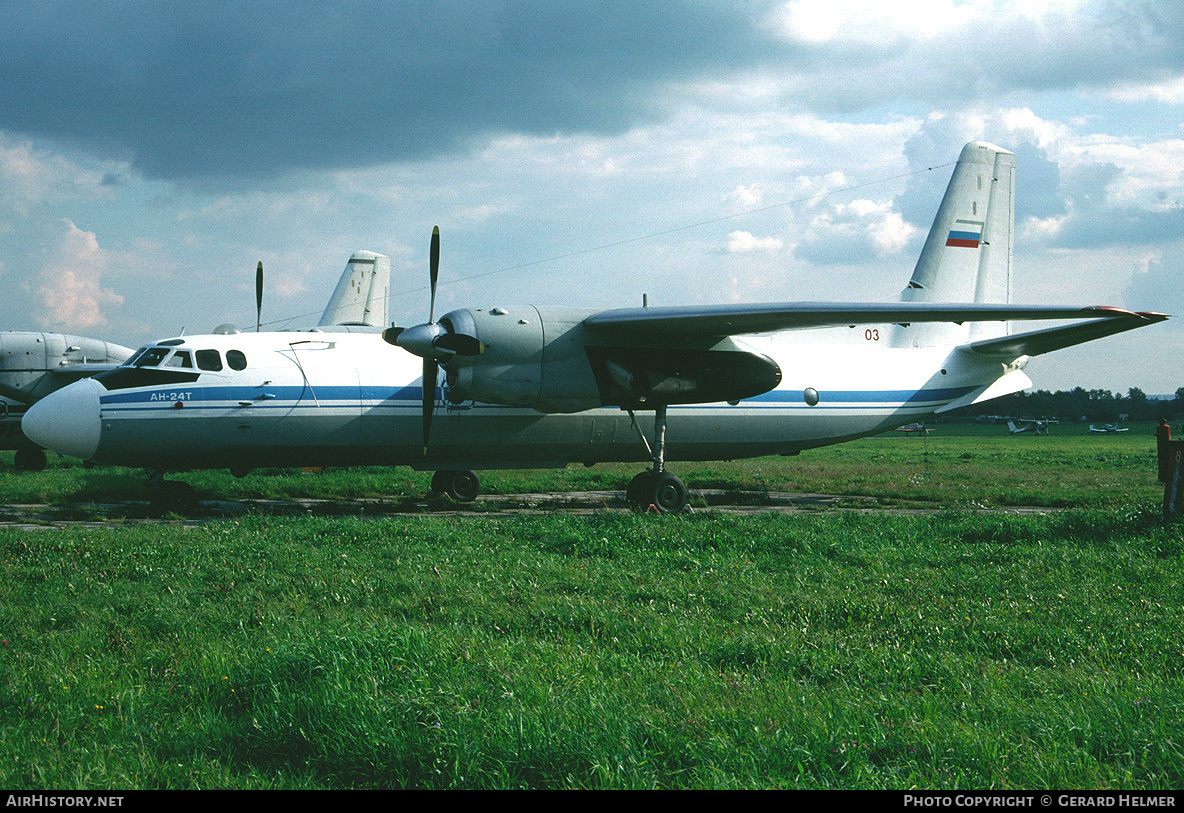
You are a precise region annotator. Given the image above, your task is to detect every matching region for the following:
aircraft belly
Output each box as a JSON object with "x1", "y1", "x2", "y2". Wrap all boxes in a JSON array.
[{"x1": 389, "y1": 398, "x2": 925, "y2": 468}]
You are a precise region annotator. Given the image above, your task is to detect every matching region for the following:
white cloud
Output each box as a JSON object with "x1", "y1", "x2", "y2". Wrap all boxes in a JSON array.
[
  {"x1": 1110, "y1": 76, "x2": 1184, "y2": 104},
  {"x1": 36, "y1": 220, "x2": 123, "y2": 330},
  {"x1": 793, "y1": 198, "x2": 915, "y2": 265},
  {"x1": 726, "y1": 231, "x2": 784, "y2": 253}
]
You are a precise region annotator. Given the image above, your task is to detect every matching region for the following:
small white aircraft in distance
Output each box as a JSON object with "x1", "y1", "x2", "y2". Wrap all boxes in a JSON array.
[
  {"x1": 22, "y1": 142, "x2": 1169, "y2": 512},
  {"x1": 894, "y1": 422, "x2": 930, "y2": 435},
  {"x1": 2, "y1": 251, "x2": 391, "y2": 471},
  {"x1": 1007, "y1": 419, "x2": 1051, "y2": 435},
  {"x1": 1089, "y1": 424, "x2": 1130, "y2": 434}
]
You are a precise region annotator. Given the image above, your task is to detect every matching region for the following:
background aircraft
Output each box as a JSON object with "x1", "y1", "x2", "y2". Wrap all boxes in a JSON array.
[
  {"x1": 1089, "y1": 424, "x2": 1129, "y2": 434},
  {"x1": 22, "y1": 143, "x2": 1168, "y2": 511},
  {"x1": 1007, "y1": 419, "x2": 1052, "y2": 435},
  {"x1": 0, "y1": 332, "x2": 134, "y2": 469}
]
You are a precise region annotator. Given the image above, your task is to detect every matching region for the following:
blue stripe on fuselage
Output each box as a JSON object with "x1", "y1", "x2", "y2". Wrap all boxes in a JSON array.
[{"x1": 97, "y1": 384, "x2": 975, "y2": 412}]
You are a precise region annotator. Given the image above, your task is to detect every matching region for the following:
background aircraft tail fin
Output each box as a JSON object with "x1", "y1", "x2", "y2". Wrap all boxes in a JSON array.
[
  {"x1": 318, "y1": 251, "x2": 391, "y2": 327},
  {"x1": 891, "y1": 141, "x2": 1015, "y2": 347}
]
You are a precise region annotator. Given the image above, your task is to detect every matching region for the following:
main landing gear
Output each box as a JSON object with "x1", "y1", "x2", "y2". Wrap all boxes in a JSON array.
[
  {"x1": 431, "y1": 469, "x2": 481, "y2": 503},
  {"x1": 626, "y1": 405, "x2": 689, "y2": 514}
]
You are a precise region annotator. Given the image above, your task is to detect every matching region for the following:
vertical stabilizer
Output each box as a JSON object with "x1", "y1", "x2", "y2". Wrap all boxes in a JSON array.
[
  {"x1": 891, "y1": 142, "x2": 1015, "y2": 347},
  {"x1": 318, "y1": 251, "x2": 391, "y2": 327}
]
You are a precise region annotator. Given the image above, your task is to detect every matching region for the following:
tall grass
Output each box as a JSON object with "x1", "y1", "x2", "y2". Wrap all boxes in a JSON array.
[{"x1": 1, "y1": 507, "x2": 1180, "y2": 788}]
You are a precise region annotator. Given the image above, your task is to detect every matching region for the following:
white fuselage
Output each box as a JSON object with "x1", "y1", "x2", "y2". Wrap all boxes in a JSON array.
[{"x1": 22, "y1": 329, "x2": 1003, "y2": 472}]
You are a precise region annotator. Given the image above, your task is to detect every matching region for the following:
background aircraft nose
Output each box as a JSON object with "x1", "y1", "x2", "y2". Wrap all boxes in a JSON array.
[{"x1": 21, "y1": 377, "x2": 103, "y2": 461}]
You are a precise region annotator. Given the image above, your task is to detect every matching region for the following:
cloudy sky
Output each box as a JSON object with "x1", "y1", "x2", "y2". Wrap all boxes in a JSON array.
[{"x1": 1, "y1": 0, "x2": 1181, "y2": 394}]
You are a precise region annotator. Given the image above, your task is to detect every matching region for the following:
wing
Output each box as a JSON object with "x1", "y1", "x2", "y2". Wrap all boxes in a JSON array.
[{"x1": 583, "y1": 302, "x2": 1157, "y2": 337}]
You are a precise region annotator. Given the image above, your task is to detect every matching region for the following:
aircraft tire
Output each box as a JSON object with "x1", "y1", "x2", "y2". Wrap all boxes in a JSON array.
[
  {"x1": 149, "y1": 480, "x2": 197, "y2": 514},
  {"x1": 434, "y1": 469, "x2": 481, "y2": 503},
  {"x1": 626, "y1": 470, "x2": 656, "y2": 512},
  {"x1": 653, "y1": 472, "x2": 688, "y2": 514},
  {"x1": 14, "y1": 448, "x2": 48, "y2": 472}
]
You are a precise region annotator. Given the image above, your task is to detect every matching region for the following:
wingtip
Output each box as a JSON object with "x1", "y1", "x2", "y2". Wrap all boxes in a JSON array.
[{"x1": 1083, "y1": 306, "x2": 1170, "y2": 321}]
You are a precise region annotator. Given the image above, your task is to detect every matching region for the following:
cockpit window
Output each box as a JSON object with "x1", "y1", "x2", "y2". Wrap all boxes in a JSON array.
[
  {"x1": 195, "y1": 350, "x2": 223, "y2": 371},
  {"x1": 132, "y1": 347, "x2": 170, "y2": 368},
  {"x1": 123, "y1": 348, "x2": 149, "y2": 367},
  {"x1": 226, "y1": 350, "x2": 247, "y2": 371},
  {"x1": 165, "y1": 350, "x2": 192, "y2": 368}
]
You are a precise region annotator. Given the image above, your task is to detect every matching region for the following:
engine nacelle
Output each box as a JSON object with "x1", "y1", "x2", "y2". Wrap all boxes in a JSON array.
[
  {"x1": 440, "y1": 306, "x2": 599, "y2": 412},
  {"x1": 439, "y1": 306, "x2": 781, "y2": 414}
]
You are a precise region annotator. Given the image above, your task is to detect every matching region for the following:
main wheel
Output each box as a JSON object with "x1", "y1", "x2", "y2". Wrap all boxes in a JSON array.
[
  {"x1": 432, "y1": 470, "x2": 481, "y2": 503},
  {"x1": 626, "y1": 470, "x2": 656, "y2": 512},
  {"x1": 652, "y1": 471, "x2": 688, "y2": 514}
]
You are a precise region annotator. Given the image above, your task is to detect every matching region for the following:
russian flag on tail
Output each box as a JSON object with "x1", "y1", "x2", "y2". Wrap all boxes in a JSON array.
[{"x1": 946, "y1": 219, "x2": 984, "y2": 248}]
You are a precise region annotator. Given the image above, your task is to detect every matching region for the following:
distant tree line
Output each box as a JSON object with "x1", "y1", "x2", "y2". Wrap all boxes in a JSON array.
[{"x1": 957, "y1": 387, "x2": 1184, "y2": 424}]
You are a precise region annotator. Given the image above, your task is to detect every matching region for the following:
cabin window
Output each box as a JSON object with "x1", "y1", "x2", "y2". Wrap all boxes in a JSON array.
[
  {"x1": 195, "y1": 350, "x2": 223, "y2": 371},
  {"x1": 226, "y1": 350, "x2": 247, "y2": 371}
]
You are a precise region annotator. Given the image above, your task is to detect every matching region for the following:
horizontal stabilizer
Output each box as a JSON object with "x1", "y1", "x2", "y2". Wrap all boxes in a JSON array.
[
  {"x1": 584, "y1": 302, "x2": 1150, "y2": 338},
  {"x1": 965, "y1": 312, "x2": 1168, "y2": 359},
  {"x1": 935, "y1": 368, "x2": 1033, "y2": 414}
]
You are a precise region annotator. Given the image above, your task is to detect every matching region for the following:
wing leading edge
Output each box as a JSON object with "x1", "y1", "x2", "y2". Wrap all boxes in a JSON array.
[{"x1": 583, "y1": 302, "x2": 1160, "y2": 338}]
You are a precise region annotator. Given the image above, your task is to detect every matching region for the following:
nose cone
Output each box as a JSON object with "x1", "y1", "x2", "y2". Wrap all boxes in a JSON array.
[
  {"x1": 396, "y1": 322, "x2": 446, "y2": 359},
  {"x1": 22, "y1": 378, "x2": 103, "y2": 460}
]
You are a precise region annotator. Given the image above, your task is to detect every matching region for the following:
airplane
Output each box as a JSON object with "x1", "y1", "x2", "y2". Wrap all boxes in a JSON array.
[
  {"x1": 894, "y1": 422, "x2": 931, "y2": 435},
  {"x1": 2, "y1": 251, "x2": 391, "y2": 471},
  {"x1": 20, "y1": 142, "x2": 1169, "y2": 512},
  {"x1": 0, "y1": 332, "x2": 135, "y2": 470},
  {"x1": 1007, "y1": 419, "x2": 1051, "y2": 435},
  {"x1": 1089, "y1": 424, "x2": 1129, "y2": 434}
]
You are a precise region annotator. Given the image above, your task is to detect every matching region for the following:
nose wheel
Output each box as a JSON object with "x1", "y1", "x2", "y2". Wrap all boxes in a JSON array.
[
  {"x1": 625, "y1": 406, "x2": 689, "y2": 514},
  {"x1": 13, "y1": 448, "x2": 48, "y2": 472}
]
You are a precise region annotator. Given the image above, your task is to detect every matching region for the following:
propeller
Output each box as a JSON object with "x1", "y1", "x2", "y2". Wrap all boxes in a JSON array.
[
  {"x1": 421, "y1": 227, "x2": 441, "y2": 454},
  {"x1": 382, "y1": 226, "x2": 484, "y2": 454},
  {"x1": 255, "y1": 261, "x2": 263, "y2": 332}
]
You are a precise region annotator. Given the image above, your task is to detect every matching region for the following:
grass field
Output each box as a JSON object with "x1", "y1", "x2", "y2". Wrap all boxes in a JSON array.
[{"x1": 0, "y1": 424, "x2": 1181, "y2": 789}]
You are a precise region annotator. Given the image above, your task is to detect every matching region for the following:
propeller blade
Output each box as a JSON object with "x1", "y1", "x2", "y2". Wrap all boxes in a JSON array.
[
  {"x1": 428, "y1": 226, "x2": 440, "y2": 323},
  {"x1": 255, "y1": 261, "x2": 263, "y2": 332},
  {"x1": 433, "y1": 332, "x2": 484, "y2": 356},
  {"x1": 422, "y1": 356, "x2": 437, "y2": 454}
]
